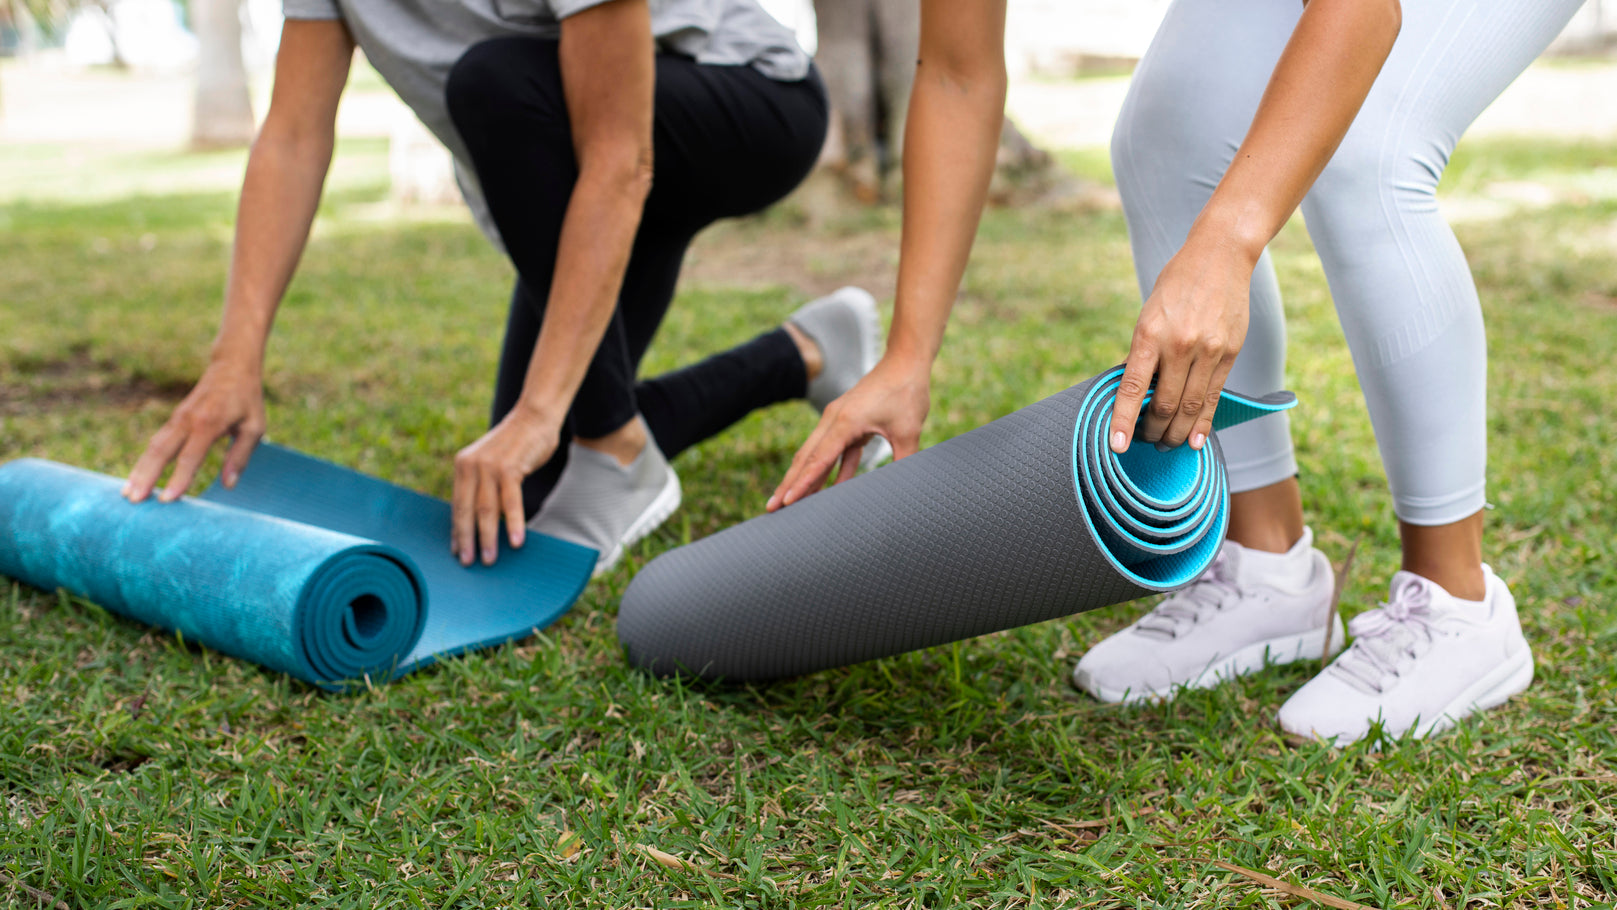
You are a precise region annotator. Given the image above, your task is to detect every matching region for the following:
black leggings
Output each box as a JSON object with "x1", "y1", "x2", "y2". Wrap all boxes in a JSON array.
[{"x1": 446, "y1": 38, "x2": 829, "y2": 516}]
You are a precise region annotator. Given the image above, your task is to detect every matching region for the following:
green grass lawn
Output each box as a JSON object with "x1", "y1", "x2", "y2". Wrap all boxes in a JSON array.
[{"x1": 1, "y1": 134, "x2": 1615, "y2": 908}]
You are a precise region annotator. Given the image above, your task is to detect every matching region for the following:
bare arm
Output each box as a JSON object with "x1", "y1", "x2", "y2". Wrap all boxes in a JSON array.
[
  {"x1": 125, "y1": 19, "x2": 354, "y2": 501},
  {"x1": 450, "y1": 0, "x2": 656, "y2": 566},
  {"x1": 769, "y1": 0, "x2": 1007, "y2": 510},
  {"x1": 1110, "y1": 0, "x2": 1401, "y2": 452}
]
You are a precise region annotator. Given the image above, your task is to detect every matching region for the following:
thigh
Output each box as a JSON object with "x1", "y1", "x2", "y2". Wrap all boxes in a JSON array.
[
  {"x1": 1111, "y1": 0, "x2": 1300, "y2": 277},
  {"x1": 1302, "y1": 0, "x2": 1585, "y2": 357},
  {"x1": 642, "y1": 59, "x2": 829, "y2": 230},
  {"x1": 1309, "y1": 0, "x2": 1585, "y2": 210}
]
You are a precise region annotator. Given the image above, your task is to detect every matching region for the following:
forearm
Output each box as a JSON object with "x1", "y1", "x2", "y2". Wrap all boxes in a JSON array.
[
  {"x1": 211, "y1": 128, "x2": 336, "y2": 372},
  {"x1": 885, "y1": 0, "x2": 1008, "y2": 374},
  {"x1": 513, "y1": 165, "x2": 651, "y2": 426},
  {"x1": 886, "y1": 65, "x2": 1006, "y2": 371},
  {"x1": 1190, "y1": 0, "x2": 1400, "y2": 260}
]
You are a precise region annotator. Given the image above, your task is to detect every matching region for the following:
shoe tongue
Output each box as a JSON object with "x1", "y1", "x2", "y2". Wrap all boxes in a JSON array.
[
  {"x1": 1388, "y1": 569, "x2": 1441, "y2": 601},
  {"x1": 569, "y1": 441, "x2": 638, "y2": 474}
]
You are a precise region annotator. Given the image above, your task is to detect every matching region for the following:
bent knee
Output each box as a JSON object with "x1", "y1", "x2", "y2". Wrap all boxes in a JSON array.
[
  {"x1": 1309, "y1": 123, "x2": 1450, "y2": 223},
  {"x1": 1110, "y1": 86, "x2": 1245, "y2": 208}
]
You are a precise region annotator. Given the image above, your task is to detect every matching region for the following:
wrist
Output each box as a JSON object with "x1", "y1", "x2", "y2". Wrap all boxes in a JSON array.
[
  {"x1": 510, "y1": 395, "x2": 566, "y2": 432},
  {"x1": 206, "y1": 342, "x2": 264, "y2": 378},
  {"x1": 1186, "y1": 199, "x2": 1274, "y2": 267},
  {"x1": 876, "y1": 347, "x2": 934, "y2": 384},
  {"x1": 880, "y1": 325, "x2": 941, "y2": 377},
  {"x1": 209, "y1": 323, "x2": 268, "y2": 376}
]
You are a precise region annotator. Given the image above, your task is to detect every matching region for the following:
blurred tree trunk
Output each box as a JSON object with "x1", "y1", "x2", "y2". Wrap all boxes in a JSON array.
[
  {"x1": 191, "y1": 0, "x2": 255, "y2": 148},
  {"x1": 812, "y1": 0, "x2": 1077, "y2": 207},
  {"x1": 812, "y1": 0, "x2": 916, "y2": 203}
]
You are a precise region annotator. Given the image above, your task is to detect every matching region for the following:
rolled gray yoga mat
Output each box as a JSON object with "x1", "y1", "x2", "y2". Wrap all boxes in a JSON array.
[{"x1": 618, "y1": 366, "x2": 1296, "y2": 681}]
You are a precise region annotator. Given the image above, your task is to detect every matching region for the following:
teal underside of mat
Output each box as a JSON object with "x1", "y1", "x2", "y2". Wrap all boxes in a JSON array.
[
  {"x1": 0, "y1": 445, "x2": 598, "y2": 690},
  {"x1": 1070, "y1": 366, "x2": 1297, "y2": 589}
]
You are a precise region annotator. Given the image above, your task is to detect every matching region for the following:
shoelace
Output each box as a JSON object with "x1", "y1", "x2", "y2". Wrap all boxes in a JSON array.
[
  {"x1": 1330, "y1": 575, "x2": 1439, "y2": 694},
  {"x1": 1135, "y1": 551, "x2": 1240, "y2": 638}
]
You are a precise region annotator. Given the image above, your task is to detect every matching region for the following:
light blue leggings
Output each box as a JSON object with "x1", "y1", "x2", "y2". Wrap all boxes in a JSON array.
[{"x1": 1112, "y1": 0, "x2": 1583, "y2": 525}]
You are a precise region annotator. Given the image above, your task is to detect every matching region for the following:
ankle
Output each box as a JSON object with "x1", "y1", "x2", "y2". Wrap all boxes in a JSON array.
[
  {"x1": 577, "y1": 417, "x2": 648, "y2": 467},
  {"x1": 783, "y1": 322, "x2": 823, "y2": 381},
  {"x1": 1229, "y1": 525, "x2": 1304, "y2": 555},
  {"x1": 1226, "y1": 479, "x2": 1306, "y2": 554},
  {"x1": 1404, "y1": 561, "x2": 1486, "y2": 601},
  {"x1": 1398, "y1": 512, "x2": 1486, "y2": 600}
]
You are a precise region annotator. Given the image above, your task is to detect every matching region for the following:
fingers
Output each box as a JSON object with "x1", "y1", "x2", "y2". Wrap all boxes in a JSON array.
[
  {"x1": 831, "y1": 444, "x2": 862, "y2": 487},
  {"x1": 502, "y1": 473, "x2": 527, "y2": 551},
  {"x1": 1158, "y1": 354, "x2": 1216, "y2": 449},
  {"x1": 1109, "y1": 346, "x2": 1158, "y2": 454},
  {"x1": 1139, "y1": 343, "x2": 1189, "y2": 447},
  {"x1": 159, "y1": 434, "x2": 215, "y2": 503},
  {"x1": 767, "y1": 427, "x2": 845, "y2": 512},
  {"x1": 221, "y1": 425, "x2": 263, "y2": 489},
  {"x1": 890, "y1": 430, "x2": 920, "y2": 461},
  {"x1": 1188, "y1": 357, "x2": 1236, "y2": 451},
  {"x1": 124, "y1": 423, "x2": 186, "y2": 503},
  {"x1": 767, "y1": 410, "x2": 839, "y2": 512},
  {"x1": 451, "y1": 454, "x2": 477, "y2": 567},
  {"x1": 476, "y1": 469, "x2": 501, "y2": 566}
]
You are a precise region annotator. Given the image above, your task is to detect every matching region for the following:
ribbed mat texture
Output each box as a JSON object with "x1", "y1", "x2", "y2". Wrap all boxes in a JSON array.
[{"x1": 618, "y1": 366, "x2": 1295, "y2": 681}]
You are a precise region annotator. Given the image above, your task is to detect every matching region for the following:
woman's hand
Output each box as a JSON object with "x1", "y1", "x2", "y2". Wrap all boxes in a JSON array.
[
  {"x1": 451, "y1": 402, "x2": 560, "y2": 567},
  {"x1": 767, "y1": 357, "x2": 931, "y2": 511},
  {"x1": 1108, "y1": 234, "x2": 1255, "y2": 453},
  {"x1": 125, "y1": 360, "x2": 267, "y2": 503}
]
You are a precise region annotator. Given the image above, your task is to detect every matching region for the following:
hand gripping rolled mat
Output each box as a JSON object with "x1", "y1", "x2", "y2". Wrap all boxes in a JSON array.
[
  {"x1": 618, "y1": 366, "x2": 1296, "y2": 681},
  {"x1": 0, "y1": 444, "x2": 597, "y2": 690}
]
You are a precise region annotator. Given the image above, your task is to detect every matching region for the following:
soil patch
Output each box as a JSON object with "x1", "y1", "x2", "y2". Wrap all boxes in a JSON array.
[{"x1": 0, "y1": 347, "x2": 190, "y2": 418}]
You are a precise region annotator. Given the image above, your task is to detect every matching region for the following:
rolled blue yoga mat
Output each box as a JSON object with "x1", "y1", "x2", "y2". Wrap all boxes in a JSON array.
[
  {"x1": 618, "y1": 366, "x2": 1297, "y2": 681},
  {"x1": 0, "y1": 444, "x2": 597, "y2": 689}
]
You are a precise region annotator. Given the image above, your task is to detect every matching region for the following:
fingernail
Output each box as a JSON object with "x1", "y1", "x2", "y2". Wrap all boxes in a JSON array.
[
  {"x1": 224, "y1": 471, "x2": 238, "y2": 488},
  {"x1": 1111, "y1": 431, "x2": 1127, "y2": 452},
  {"x1": 120, "y1": 483, "x2": 130, "y2": 497},
  {"x1": 1191, "y1": 433, "x2": 1206, "y2": 449},
  {"x1": 512, "y1": 532, "x2": 525, "y2": 549},
  {"x1": 483, "y1": 550, "x2": 494, "y2": 566},
  {"x1": 1154, "y1": 441, "x2": 1172, "y2": 453}
]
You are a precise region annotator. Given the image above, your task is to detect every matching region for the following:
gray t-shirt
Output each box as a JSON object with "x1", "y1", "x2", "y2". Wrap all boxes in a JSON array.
[{"x1": 284, "y1": 0, "x2": 811, "y2": 245}]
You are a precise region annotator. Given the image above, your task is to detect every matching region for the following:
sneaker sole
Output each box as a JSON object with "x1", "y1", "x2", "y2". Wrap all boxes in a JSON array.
[
  {"x1": 592, "y1": 468, "x2": 682, "y2": 577},
  {"x1": 1077, "y1": 616, "x2": 1347, "y2": 705},
  {"x1": 1415, "y1": 645, "x2": 1535, "y2": 738}
]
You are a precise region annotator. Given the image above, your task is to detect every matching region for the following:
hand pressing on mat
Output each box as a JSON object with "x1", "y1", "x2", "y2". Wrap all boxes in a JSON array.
[
  {"x1": 768, "y1": 358, "x2": 930, "y2": 511},
  {"x1": 1109, "y1": 235, "x2": 1252, "y2": 455},
  {"x1": 451, "y1": 405, "x2": 558, "y2": 566},
  {"x1": 125, "y1": 360, "x2": 267, "y2": 504}
]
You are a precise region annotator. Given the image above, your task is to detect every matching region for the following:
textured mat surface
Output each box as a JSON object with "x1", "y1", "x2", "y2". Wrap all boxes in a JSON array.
[
  {"x1": 0, "y1": 444, "x2": 597, "y2": 689},
  {"x1": 618, "y1": 366, "x2": 1295, "y2": 681}
]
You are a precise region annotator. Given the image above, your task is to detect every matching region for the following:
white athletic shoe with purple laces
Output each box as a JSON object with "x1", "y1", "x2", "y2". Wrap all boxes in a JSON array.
[
  {"x1": 1277, "y1": 565, "x2": 1533, "y2": 745},
  {"x1": 1073, "y1": 528, "x2": 1341, "y2": 704}
]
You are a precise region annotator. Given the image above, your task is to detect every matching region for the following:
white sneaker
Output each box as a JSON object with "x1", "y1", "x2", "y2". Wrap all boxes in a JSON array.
[
  {"x1": 1277, "y1": 565, "x2": 1533, "y2": 745},
  {"x1": 1072, "y1": 528, "x2": 1342, "y2": 704},
  {"x1": 788, "y1": 287, "x2": 893, "y2": 471},
  {"x1": 527, "y1": 428, "x2": 682, "y2": 577}
]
